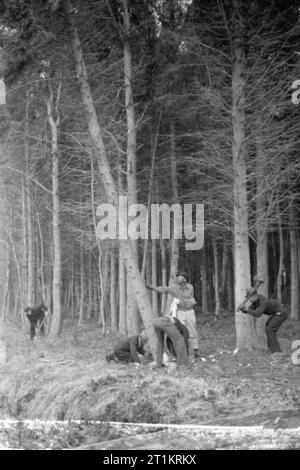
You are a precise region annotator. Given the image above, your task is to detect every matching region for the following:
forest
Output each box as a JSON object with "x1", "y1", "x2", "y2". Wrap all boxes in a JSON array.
[{"x1": 0, "y1": 0, "x2": 299, "y2": 450}]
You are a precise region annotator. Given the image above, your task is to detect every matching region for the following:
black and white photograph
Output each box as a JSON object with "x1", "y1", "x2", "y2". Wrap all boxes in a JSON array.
[{"x1": 0, "y1": 0, "x2": 300, "y2": 453}]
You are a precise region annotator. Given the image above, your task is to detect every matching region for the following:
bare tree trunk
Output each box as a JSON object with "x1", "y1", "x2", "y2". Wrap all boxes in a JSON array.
[
  {"x1": 160, "y1": 238, "x2": 167, "y2": 314},
  {"x1": 93, "y1": 270, "x2": 98, "y2": 322},
  {"x1": 151, "y1": 239, "x2": 158, "y2": 316},
  {"x1": 87, "y1": 250, "x2": 93, "y2": 321},
  {"x1": 255, "y1": 137, "x2": 268, "y2": 346},
  {"x1": 24, "y1": 89, "x2": 34, "y2": 308},
  {"x1": 297, "y1": 231, "x2": 300, "y2": 300},
  {"x1": 289, "y1": 203, "x2": 299, "y2": 320},
  {"x1": 102, "y1": 247, "x2": 110, "y2": 328},
  {"x1": 36, "y1": 212, "x2": 47, "y2": 305},
  {"x1": 4, "y1": 214, "x2": 22, "y2": 321},
  {"x1": 66, "y1": 1, "x2": 156, "y2": 350},
  {"x1": 118, "y1": 155, "x2": 127, "y2": 334},
  {"x1": 98, "y1": 252, "x2": 106, "y2": 332},
  {"x1": 21, "y1": 171, "x2": 27, "y2": 319},
  {"x1": 123, "y1": 0, "x2": 139, "y2": 335},
  {"x1": 277, "y1": 203, "x2": 284, "y2": 303},
  {"x1": 201, "y1": 246, "x2": 208, "y2": 314},
  {"x1": 78, "y1": 241, "x2": 84, "y2": 325},
  {"x1": 119, "y1": 249, "x2": 127, "y2": 334},
  {"x1": 70, "y1": 257, "x2": 74, "y2": 319},
  {"x1": 141, "y1": 115, "x2": 161, "y2": 277},
  {"x1": 227, "y1": 253, "x2": 234, "y2": 312},
  {"x1": 212, "y1": 237, "x2": 221, "y2": 319},
  {"x1": 90, "y1": 154, "x2": 106, "y2": 335},
  {"x1": 1, "y1": 256, "x2": 10, "y2": 321},
  {"x1": 165, "y1": 121, "x2": 180, "y2": 315},
  {"x1": 232, "y1": 34, "x2": 256, "y2": 349},
  {"x1": 220, "y1": 241, "x2": 229, "y2": 304},
  {"x1": 46, "y1": 82, "x2": 63, "y2": 337},
  {"x1": 110, "y1": 242, "x2": 118, "y2": 332}
]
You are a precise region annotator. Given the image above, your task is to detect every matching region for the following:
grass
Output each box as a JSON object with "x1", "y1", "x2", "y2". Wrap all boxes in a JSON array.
[{"x1": 0, "y1": 315, "x2": 299, "y2": 428}]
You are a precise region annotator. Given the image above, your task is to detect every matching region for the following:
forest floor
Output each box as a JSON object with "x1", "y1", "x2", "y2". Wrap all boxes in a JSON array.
[{"x1": 0, "y1": 314, "x2": 300, "y2": 449}]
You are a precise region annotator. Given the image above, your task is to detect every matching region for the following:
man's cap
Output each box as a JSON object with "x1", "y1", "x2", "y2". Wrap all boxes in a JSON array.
[{"x1": 176, "y1": 270, "x2": 189, "y2": 281}]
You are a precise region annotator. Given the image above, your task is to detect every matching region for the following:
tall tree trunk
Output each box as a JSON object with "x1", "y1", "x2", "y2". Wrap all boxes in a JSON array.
[
  {"x1": 118, "y1": 154, "x2": 127, "y2": 334},
  {"x1": 151, "y1": 239, "x2": 158, "y2": 316},
  {"x1": 21, "y1": 171, "x2": 27, "y2": 319},
  {"x1": 70, "y1": 257, "x2": 74, "y2": 319},
  {"x1": 66, "y1": 1, "x2": 156, "y2": 351},
  {"x1": 277, "y1": 203, "x2": 284, "y2": 303},
  {"x1": 227, "y1": 252, "x2": 234, "y2": 312},
  {"x1": 1, "y1": 255, "x2": 10, "y2": 321},
  {"x1": 87, "y1": 250, "x2": 93, "y2": 321},
  {"x1": 123, "y1": 0, "x2": 139, "y2": 334},
  {"x1": 110, "y1": 243, "x2": 118, "y2": 332},
  {"x1": 165, "y1": 121, "x2": 180, "y2": 315},
  {"x1": 141, "y1": 114, "x2": 161, "y2": 277},
  {"x1": 46, "y1": 82, "x2": 63, "y2": 337},
  {"x1": 24, "y1": 89, "x2": 34, "y2": 308},
  {"x1": 160, "y1": 238, "x2": 167, "y2": 314},
  {"x1": 90, "y1": 153, "x2": 106, "y2": 334},
  {"x1": 232, "y1": 35, "x2": 256, "y2": 349},
  {"x1": 119, "y1": 250, "x2": 127, "y2": 334},
  {"x1": 289, "y1": 203, "x2": 299, "y2": 320},
  {"x1": 255, "y1": 137, "x2": 268, "y2": 346},
  {"x1": 221, "y1": 241, "x2": 229, "y2": 305},
  {"x1": 78, "y1": 242, "x2": 84, "y2": 325},
  {"x1": 93, "y1": 270, "x2": 98, "y2": 322},
  {"x1": 201, "y1": 245, "x2": 208, "y2": 314},
  {"x1": 212, "y1": 236, "x2": 221, "y2": 319}
]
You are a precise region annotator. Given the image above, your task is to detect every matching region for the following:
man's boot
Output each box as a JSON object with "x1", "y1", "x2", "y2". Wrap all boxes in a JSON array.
[
  {"x1": 193, "y1": 349, "x2": 200, "y2": 358},
  {"x1": 106, "y1": 353, "x2": 115, "y2": 362}
]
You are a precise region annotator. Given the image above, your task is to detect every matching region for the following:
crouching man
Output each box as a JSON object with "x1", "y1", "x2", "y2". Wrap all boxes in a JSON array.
[
  {"x1": 152, "y1": 315, "x2": 190, "y2": 368},
  {"x1": 241, "y1": 292, "x2": 289, "y2": 354},
  {"x1": 106, "y1": 330, "x2": 149, "y2": 364},
  {"x1": 25, "y1": 304, "x2": 48, "y2": 340}
]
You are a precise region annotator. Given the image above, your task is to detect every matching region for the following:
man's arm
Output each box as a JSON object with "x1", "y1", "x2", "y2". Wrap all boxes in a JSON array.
[
  {"x1": 146, "y1": 284, "x2": 168, "y2": 294},
  {"x1": 242, "y1": 304, "x2": 265, "y2": 318},
  {"x1": 146, "y1": 284, "x2": 196, "y2": 309}
]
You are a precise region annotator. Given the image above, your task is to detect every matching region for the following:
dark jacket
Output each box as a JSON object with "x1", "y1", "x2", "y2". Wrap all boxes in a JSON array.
[
  {"x1": 246, "y1": 295, "x2": 289, "y2": 318},
  {"x1": 114, "y1": 335, "x2": 146, "y2": 363},
  {"x1": 166, "y1": 318, "x2": 189, "y2": 357}
]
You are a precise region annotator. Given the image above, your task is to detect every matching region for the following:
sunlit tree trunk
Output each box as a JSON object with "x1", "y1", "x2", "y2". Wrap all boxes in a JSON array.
[
  {"x1": 221, "y1": 241, "x2": 229, "y2": 306},
  {"x1": 201, "y1": 246, "x2": 208, "y2": 314},
  {"x1": 123, "y1": 0, "x2": 139, "y2": 334},
  {"x1": 232, "y1": 34, "x2": 256, "y2": 349},
  {"x1": 46, "y1": 81, "x2": 63, "y2": 337},
  {"x1": 110, "y1": 242, "x2": 118, "y2": 332},
  {"x1": 289, "y1": 203, "x2": 299, "y2": 320},
  {"x1": 276, "y1": 202, "x2": 284, "y2": 303},
  {"x1": 255, "y1": 137, "x2": 268, "y2": 346},
  {"x1": 21, "y1": 171, "x2": 27, "y2": 320},
  {"x1": 151, "y1": 239, "x2": 158, "y2": 316},
  {"x1": 165, "y1": 121, "x2": 179, "y2": 315},
  {"x1": 24, "y1": 89, "x2": 34, "y2": 308},
  {"x1": 160, "y1": 238, "x2": 167, "y2": 314},
  {"x1": 212, "y1": 236, "x2": 221, "y2": 319},
  {"x1": 78, "y1": 240, "x2": 84, "y2": 325},
  {"x1": 87, "y1": 250, "x2": 93, "y2": 321},
  {"x1": 118, "y1": 166, "x2": 127, "y2": 334}
]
